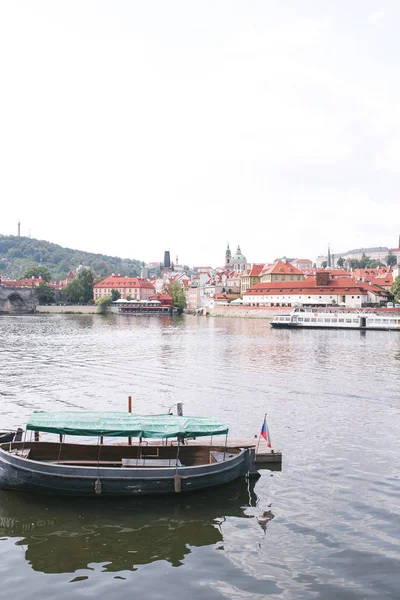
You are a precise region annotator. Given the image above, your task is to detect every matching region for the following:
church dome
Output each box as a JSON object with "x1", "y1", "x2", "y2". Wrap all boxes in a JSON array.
[{"x1": 233, "y1": 245, "x2": 246, "y2": 261}]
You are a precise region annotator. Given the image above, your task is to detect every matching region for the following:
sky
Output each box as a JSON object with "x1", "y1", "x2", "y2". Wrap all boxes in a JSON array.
[{"x1": 1, "y1": 0, "x2": 399, "y2": 267}]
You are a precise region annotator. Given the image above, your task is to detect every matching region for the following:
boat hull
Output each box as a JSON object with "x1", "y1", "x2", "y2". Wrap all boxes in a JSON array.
[
  {"x1": 271, "y1": 323, "x2": 399, "y2": 331},
  {"x1": 0, "y1": 444, "x2": 255, "y2": 497}
]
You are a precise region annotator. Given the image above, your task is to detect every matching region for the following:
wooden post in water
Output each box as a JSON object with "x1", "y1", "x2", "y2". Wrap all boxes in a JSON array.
[{"x1": 128, "y1": 395, "x2": 132, "y2": 446}]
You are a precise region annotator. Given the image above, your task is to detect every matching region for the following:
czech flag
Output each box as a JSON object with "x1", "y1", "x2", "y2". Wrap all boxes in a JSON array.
[{"x1": 261, "y1": 416, "x2": 272, "y2": 448}]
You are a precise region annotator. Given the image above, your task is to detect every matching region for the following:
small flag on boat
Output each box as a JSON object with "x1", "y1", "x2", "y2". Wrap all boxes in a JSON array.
[{"x1": 261, "y1": 416, "x2": 272, "y2": 448}]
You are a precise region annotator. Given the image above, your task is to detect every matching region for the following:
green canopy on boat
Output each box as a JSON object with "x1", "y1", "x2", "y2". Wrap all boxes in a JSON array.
[{"x1": 26, "y1": 412, "x2": 229, "y2": 439}]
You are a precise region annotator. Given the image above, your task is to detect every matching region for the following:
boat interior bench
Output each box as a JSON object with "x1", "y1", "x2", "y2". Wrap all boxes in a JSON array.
[
  {"x1": 11, "y1": 448, "x2": 31, "y2": 459},
  {"x1": 46, "y1": 458, "x2": 184, "y2": 468},
  {"x1": 210, "y1": 451, "x2": 234, "y2": 463},
  {"x1": 121, "y1": 458, "x2": 183, "y2": 468}
]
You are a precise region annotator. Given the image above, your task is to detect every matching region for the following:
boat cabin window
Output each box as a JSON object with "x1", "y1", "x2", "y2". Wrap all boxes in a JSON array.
[
  {"x1": 352, "y1": 319, "x2": 358, "y2": 323},
  {"x1": 311, "y1": 318, "x2": 317, "y2": 322},
  {"x1": 324, "y1": 318, "x2": 330, "y2": 322},
  {"x1": 304, "y1": 318, "x2": 310, "y2": 322},
  {"x1": 298, "y1": 317, "x2": 304, "y2": 322},
  {"x1": 346, "y1": 318, "x2": 352, "y2": 323},
  {"x1": 338, "y1": 318, "x2": 344, "y2": 323}
]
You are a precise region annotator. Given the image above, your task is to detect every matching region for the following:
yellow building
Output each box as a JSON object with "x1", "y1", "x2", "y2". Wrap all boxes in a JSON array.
[
  {"x1": 240, "y1": 264, "x2": 265, "y2": 294},
  {"x1": 260, "y1": 261, "x2": 305, "y2": 283}
]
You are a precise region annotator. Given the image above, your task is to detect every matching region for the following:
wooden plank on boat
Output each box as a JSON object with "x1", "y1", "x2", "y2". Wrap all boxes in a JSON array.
[
  {"x1": 113, "y1": 437, "x2": 282, "y2": 464},
  {"x1": 171, "y1": 437, "x2": 282, "y2": 464}
]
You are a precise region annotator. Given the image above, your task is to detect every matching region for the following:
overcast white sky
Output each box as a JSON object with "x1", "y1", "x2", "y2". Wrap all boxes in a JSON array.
[{"x1": 1, "y1": 1, "x2": 399, "y2": 267}]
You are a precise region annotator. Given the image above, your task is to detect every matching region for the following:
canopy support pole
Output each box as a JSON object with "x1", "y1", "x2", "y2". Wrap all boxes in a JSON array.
[
  {"x1": 96, "y1": 436, "x2": 102, "y2": 467},
  {"x1": 57, "y1": 435, "x2": 64, "y2": 464},
  {"x1": 20, "y1": 429, "x2": 27, "y2": 457},
  {"x1": 128, "y1": 395, "x2": 132, "y2": 446},
  {"x1": 176, "y1": 437, "x2": 181, "y2": 468},
  {"x1": 223, "y1": 432, "x2": 228, "y2": 461}
]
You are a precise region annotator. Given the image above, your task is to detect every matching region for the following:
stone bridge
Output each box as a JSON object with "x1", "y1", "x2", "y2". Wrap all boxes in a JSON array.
[{"x1": 0, "y1": 285, "x2": 39, "y2": 314}]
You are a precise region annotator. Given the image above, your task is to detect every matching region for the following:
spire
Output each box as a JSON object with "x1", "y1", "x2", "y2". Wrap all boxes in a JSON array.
[{"x1": 225, "y1": 242, "x2": 231, "y2": 266}]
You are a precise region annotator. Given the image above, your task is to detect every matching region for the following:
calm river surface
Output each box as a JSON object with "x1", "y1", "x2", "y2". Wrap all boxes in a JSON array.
[{"x1": 0, "y1": 314, "x2": 399, "y2": 599}]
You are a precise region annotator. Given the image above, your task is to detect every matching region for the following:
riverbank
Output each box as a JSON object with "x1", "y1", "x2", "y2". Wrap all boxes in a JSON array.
[
  {"x1": 195, "y1": 306, "x2": 289, "y2": 319},
  {"x1": 36, "y1": 305, "x2": 98, "y2": 314}
]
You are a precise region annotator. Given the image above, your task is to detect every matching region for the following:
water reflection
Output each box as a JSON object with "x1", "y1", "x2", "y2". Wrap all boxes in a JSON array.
[{"x1": 0, "y1": 479, "x2": 259, "y2": 574}]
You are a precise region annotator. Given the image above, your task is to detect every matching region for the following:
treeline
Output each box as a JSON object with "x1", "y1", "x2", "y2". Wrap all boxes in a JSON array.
[
  {"x1": 0, "y1": 235, "x2": 143, "y2": 280},
  {"x1": 323, "y1": 253, "x2": 397, "y2": 270}
]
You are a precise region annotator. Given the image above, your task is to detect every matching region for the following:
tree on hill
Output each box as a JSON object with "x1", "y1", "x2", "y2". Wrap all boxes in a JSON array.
[
  {"x1": 22, "y1": 266, "x2": 52, "y2": 282},
  {"x1": 386, "y1": 253, "x2": 397, "y2": 267},
  {"x1": 0, "y1": 235, "x2": 142, "y2": 281},
  {"x1": 336, "y1": 257, "x2": 345, "y2": 268}
]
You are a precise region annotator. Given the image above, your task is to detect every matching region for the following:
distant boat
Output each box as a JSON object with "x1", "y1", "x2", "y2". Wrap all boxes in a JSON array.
[
  {"x1": 271, "y1": 307, "x2": 400, "y2": 330},
  {"x1": 0, "y1": 412, "x2": 259, "y2": 496}
]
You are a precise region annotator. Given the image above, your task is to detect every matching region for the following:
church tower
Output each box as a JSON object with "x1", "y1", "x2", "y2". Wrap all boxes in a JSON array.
[
  {"x1": 225, "y1": 243, "x2": 231, "y2": 267},
  {"x1": 327, "y1": 245, "x2": 332, "y2": 268}
]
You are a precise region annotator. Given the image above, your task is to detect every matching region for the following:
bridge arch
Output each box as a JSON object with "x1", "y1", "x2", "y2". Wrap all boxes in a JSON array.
[{"x1": 0, "y1": 286, "x2": 38, "y2": 314}]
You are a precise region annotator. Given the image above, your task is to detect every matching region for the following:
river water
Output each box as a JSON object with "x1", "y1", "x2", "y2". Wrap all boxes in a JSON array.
[{"x1": 0, "y1": 314, "x2": 399, "y2": 600}]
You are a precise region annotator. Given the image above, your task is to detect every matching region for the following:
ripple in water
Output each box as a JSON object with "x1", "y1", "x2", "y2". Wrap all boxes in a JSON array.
[{"x1": 0, "y1": 314, "x2": 399, "y2": 599}]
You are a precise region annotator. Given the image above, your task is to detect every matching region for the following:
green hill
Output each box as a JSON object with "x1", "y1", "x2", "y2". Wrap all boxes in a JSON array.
[{"x1": 0, "y1": 235, "x2": 143, "y2": 281}]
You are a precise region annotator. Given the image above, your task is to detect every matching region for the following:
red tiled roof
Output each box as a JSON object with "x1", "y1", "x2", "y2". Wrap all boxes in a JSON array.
[
  {"x1": 150, "y1": 293, "x2": 172, "y2": 301},
  {"x1": 262, "y1": 261, "x2": 303, "y2": 276},
  {"x1": 248, "y1": 263, "x2": 264, "y2": 277},
  {"x1": 244, "y1": 277, "x2": 385, "y2": 296},
  {"x1": 328, "y1": 269, "x2": 349, "y2": 277},
  {"x1": 93, "y1": 276, "x2": 154, "y2": 289}
]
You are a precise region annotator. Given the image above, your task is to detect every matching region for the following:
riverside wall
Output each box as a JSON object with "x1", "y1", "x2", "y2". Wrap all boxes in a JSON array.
[
  {"x1": 200, "y1": 306, "x2": 290, "y2": 319},
  {"x1": 36, "y1": 305, "x2": 98, "y2": 314}
]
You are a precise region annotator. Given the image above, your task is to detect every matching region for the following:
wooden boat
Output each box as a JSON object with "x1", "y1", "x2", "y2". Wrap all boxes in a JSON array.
[
  {"x1": 271, "y1": 307, "x2": 400, "y2": 330},
  {"x1": 0, "y1": 412, "x2": 259, "y2": 496}
]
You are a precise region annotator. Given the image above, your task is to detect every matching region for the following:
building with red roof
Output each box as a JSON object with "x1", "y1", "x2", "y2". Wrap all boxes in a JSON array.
[
  {"x1": 260, "y1": 260, "x2": 305, "y2": 283},
  {"x1": 93, "y1": 275, "x2": 154, "y2": 301},
  {"x1": 149, "y1": 292, "x2": 173, "y2": 306},
  {"x1": 240, "y1": 264, "x2": 265, "y2": 293},
  {"x1": 244, "y1": 270, "x2": 386, "y2": 308}
]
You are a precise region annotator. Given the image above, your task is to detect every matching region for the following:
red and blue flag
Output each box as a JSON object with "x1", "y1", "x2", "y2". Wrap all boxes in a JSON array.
[{"x1": 261, "y1": 416, "x2": 272, "y2": 448}]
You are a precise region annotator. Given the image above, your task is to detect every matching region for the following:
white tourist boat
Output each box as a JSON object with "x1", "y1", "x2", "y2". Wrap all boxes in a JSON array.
[{"x1": 271, "y1": 307, "x2": 400, "y2": 330}]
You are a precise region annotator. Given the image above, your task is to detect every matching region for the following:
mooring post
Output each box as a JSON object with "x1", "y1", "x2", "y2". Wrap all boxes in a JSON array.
[
  {"x1": 128, "y1": 395, "x2": 132, "y2": 446},
  {"x1": 177, "y1": 402, "x2": 183, "y2": 416}
]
